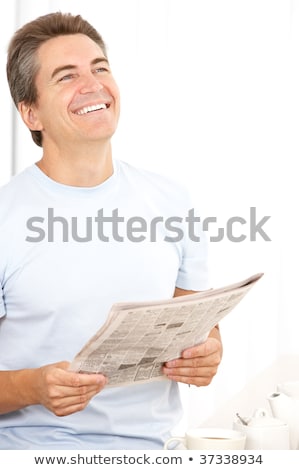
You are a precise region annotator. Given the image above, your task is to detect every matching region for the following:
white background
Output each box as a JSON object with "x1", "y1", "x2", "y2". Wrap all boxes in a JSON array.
[{"x1": 0, "y1": 0, "x2": 298, "y2": 432}]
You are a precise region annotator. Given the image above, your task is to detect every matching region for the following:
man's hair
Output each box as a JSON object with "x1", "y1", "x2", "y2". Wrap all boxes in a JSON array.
[{"x1": 6, "y1": 12, "x2": 108, "y2": 147}]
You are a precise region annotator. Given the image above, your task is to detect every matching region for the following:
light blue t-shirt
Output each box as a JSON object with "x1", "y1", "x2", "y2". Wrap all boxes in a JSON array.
[{"x1": 0, "y1": 159, "x2": 209, "y2": 449}]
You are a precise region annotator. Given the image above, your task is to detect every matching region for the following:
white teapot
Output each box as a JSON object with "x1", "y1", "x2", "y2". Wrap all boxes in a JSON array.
[
  {"x1": 233, "y1": 408, "x2": 289, "y2": 449},
  {"x1": 268, "y1": 381, "x2": 299, "y2": 450}
]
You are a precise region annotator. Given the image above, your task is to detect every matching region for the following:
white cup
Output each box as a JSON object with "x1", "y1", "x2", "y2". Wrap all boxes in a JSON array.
[{"x1": 163, "y1": 428, "x2": 246, "y2": 450}]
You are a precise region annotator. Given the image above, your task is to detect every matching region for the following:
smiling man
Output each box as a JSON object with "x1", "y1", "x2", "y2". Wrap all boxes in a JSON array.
[
  {"x1": 19, "y1": 32, "x2": 120, "y2": 187},
  {"x1": 0, "y1": 12, "x2": 222, "y2": 449}
]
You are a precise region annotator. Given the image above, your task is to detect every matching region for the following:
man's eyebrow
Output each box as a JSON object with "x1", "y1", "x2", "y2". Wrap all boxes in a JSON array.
[{"x1": 51, "y1": 57, "x2": 109, "y2": 80}]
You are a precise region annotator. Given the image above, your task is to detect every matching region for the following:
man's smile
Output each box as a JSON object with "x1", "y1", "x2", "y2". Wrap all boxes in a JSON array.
[{"x1": 75, "y1": 103, "x2": 110, "y2": 115}]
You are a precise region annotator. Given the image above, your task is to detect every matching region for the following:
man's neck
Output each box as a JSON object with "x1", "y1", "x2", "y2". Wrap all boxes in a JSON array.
[{"x1": 36, "y1": 141, "x2": 114, "y2": 187}]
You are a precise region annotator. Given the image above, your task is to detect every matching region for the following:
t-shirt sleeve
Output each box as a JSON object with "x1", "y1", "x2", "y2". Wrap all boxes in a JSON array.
[
  {"x1": 175, "y1": 229, "x2": 210, "y2": 291},
  {"x1": 175, "y1": 232, "x2": 210, "y2": 291},
  {"x1": 174, "y1": 189, "x2": 211, "y2": 292},
  {"x1": 0, "y1": 282, "x2": 6, "y2": 318}
]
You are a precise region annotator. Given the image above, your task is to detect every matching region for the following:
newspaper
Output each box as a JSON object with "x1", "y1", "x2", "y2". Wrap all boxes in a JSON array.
[{"x1": 69, "y1": 272, "x2": 263, "y2": 387}]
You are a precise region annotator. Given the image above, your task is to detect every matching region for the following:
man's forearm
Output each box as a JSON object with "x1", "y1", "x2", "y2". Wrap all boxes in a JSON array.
[{"x1": 0, "y1": 369, "x2": 38, "y2": 414}]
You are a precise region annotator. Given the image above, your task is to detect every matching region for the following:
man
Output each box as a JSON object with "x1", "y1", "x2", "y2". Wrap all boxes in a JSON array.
[{"x1": 0, "y1": 12, "x2": 222, "y2": 449}]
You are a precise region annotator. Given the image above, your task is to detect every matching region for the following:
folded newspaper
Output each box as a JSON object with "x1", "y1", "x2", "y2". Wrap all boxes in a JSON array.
[{"x1": 69, "y1": 272, "x2": 263, "y2": 387}]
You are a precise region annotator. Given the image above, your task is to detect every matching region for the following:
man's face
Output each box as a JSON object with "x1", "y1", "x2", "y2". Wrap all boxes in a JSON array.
[{"x1": 24, "y1": 34, "x2": 120, "y2": 148}]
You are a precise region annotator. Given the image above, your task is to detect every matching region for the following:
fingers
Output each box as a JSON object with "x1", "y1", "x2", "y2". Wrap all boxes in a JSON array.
[
  {"x1": 163, "y1": 361, "x2": 219, "y2": 387},
  {"x1": 36, "y1": 362, "x2": 107, "y2": 416},
  {"x1": 45, "y1": 384, "x2": 104, "y2": 417},
  {"x1": 163, "y1": 368, "x2": 217, "y2": 387},
  {"x1": 165, "y1": 338, "x2": 222, "y2": 369},
  {"x1": 48, "y1": 364, "x2": 106, "y2": 388},
  {"x1": 163, "y1": 337, "x2": 222, "y2": 387},
  {"x1": 182, "y1": 337, "x2": 221, "y2": 359},
  {"x1": 164, "y1": 354, "x2": 219, "y2": 370}
]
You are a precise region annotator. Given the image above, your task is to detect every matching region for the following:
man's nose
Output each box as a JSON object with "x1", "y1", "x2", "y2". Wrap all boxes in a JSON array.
[{"x1": 79, "y1": 73, "x2": 103, "y2": 94}]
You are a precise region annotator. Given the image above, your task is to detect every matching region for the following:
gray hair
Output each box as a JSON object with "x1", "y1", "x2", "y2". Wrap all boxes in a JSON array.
[{"x1": 7, "y1": 12, "x2": 108, "y2": 147}]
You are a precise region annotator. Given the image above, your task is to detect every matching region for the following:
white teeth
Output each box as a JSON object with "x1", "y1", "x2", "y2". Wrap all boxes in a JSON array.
[{"x1": 76, "y1": 103, "x2": 107, "y2": 115}]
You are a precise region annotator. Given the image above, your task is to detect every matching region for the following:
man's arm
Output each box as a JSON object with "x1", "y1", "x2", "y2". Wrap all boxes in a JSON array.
[
  {"x1": 162, "y1": 287, "x2": 223, "y2": 386},
  {"x1": 0, "y1": 362, "x2": 106, "y2": 416}
]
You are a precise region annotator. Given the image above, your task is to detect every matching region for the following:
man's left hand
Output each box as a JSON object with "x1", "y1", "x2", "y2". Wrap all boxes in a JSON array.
[{"x1": 163, "y1": 332, "x2": 222, "y2": 387}]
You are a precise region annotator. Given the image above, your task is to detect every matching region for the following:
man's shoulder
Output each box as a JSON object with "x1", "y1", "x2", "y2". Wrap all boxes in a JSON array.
[
  {"x1": 0, "y1": 166, "x2": 33, "y2": 196},
  {"x1": 117, "y1": 159, "x2": 189, "y2": 196},
  {"x1": 0, "y1": 167, "x2": 34, "y2": 218}
]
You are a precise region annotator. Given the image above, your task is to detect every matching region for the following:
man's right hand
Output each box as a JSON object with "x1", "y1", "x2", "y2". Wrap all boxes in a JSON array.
[
  {"x1": 0, "y1": 362, "x2": 107, "y2": 416},
  {"x1": 35, "y1": 361, "x2": 107, "y2": 416}
]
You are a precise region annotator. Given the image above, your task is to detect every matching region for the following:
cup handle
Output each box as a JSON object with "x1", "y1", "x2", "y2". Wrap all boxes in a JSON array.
[{"x1": 163, "y1": 436, "x2": 186, "y2": 450}]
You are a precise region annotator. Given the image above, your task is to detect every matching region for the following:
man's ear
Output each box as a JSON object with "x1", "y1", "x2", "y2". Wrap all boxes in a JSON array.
[{"x1": 18, "y1": 102, "x2": 43, "y2": 131}]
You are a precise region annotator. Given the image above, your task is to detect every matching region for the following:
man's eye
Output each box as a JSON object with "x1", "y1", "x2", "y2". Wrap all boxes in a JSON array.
[
  {"x1": 94, "y1": 67, "x2": 109, "y2": 73},
  {"x1": 59, "y1": 74, "x2": 74, "y2": 82}
]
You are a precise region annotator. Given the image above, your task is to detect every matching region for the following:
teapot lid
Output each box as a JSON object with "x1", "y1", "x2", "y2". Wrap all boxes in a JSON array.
[{"x1": 241, "y1": 408, "x2": 286, "y2": 427}]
